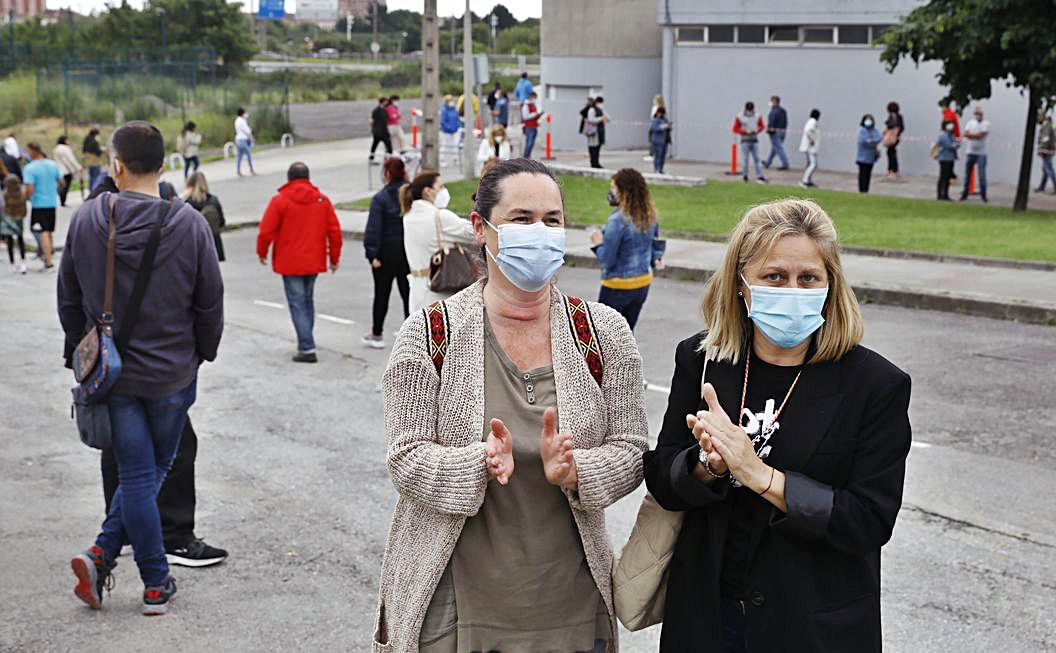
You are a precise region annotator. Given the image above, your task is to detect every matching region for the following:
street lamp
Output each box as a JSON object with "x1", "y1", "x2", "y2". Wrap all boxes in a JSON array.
[{"x1": 155, "y1": 8, "x2": 168, "y2": 51}]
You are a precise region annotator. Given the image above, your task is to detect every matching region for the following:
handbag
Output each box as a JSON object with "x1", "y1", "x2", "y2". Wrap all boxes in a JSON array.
[
  {"x1": 71, "y1": 195, "x2": 168, "y2": 449},
  {"x1": 614, "y1": 355, "x2": 710, "y2": 631},
  {"x1": 428, "y1": 209, "x2": 480, "y2": 294},
  {"x1": 882, "y1": 128, "x2": 899, "y2": 148},
  {"x1": 930, "y1": 142, "x2": 942, "y2": 160}
]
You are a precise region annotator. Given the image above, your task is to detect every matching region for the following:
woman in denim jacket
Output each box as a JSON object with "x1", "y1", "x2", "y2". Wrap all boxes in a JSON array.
[{"x1": 590, "y1": 168, "x2": 665, "y2": 330}]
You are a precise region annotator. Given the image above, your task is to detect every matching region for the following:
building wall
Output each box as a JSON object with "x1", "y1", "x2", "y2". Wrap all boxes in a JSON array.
[
  {"x1": 660, "y1": 0, "x2": 922, "y2": 24},
  {"x1": 541, "y1": 56, "x2": 662, "y2": 151},
  {"x1": 543, "y1": 0, "x2": 662, "y2": 58},
  {"x1": 0, "y1": 0, "x2": 45, "y2": 19},
  {"x1": 666, "y1": 42, "x2": 1029, "y2": 184}
]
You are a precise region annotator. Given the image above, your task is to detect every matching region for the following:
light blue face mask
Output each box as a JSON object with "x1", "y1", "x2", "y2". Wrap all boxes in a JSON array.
[
  {"x1": 742, "y1": 275, "x2": 829, "y2": 349},
  {"x1": 485, "y1": 220, "x2": 566, "y2": 292}
]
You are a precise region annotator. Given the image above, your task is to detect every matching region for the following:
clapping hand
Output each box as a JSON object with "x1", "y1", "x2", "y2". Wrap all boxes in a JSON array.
[
  {"x1": 540, "y1": 408, "x2": 578, "y2": 489},
  {"x1": 694, "y1": 383, "x2": 769, "y2": 490},
  {"x1": 485, "y1": 418, "x2": 515, "y2": 485}
]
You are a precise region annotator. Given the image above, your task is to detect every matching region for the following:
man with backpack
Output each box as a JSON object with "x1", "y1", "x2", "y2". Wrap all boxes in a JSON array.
[{"x1": 59, "y1": 121, "x2": 224, "y2": 615}]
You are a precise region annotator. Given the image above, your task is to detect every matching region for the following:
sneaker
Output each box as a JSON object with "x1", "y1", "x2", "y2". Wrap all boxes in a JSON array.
[
  {"x1": 292, "y1": 351, "x2": 318, "y2": 363},
  {"x1": 9, "y1": 264, "x2": 15, "y2": 274},
  {"x1": 166, "y1": 538, "x2": 228, "y2": 568},
  {"x1": 762, "y1": 161, "x2": 770, "y2": 169},
  {"x1": 18, "y1": 263, "x2": 26, "y2": 275},
  {"x1": 71, "y1": 545, "x2": 115, "y2": 610},
  {"x1": 756, "y1": 177, "x2": 768, "y2": 184},
  {"x1": 142, "y1": 576, "x2": 177, "y2": 616},
  {"x1": 777, "y1": 166, "x2": 789, "y2": 171},
  {"x1": 742, "y1": 176, "x2": 748, "y2": 183},
  {"x1": 361, "y1": 332, "x2": 386, "y2": 349}
]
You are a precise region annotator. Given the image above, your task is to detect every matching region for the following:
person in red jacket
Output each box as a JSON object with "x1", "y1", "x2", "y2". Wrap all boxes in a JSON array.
[{"x1": 256, "y1": 162, "x2": 342, "y2": 363}]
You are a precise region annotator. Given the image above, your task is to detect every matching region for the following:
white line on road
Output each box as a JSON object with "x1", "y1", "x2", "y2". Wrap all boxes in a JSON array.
[
  {"x1": 911, "y1": 441, "x2": 933, "y2": 449},
  {"x1": 645, "y1": 382, "x2": 671, "y2": 395},
  {"x1": 252, "y1": 300, "x2": 355, "y2": 326}
]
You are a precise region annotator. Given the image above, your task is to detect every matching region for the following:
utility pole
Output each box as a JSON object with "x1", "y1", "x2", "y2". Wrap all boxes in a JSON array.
[
  {"x1": 346, "y1": 12, "x2": 352, "y2": 42},
  {"x1": 371, "y1": 0, "x2": 379, "y2": 60},
  {"x1": 422, "y1": 0, "x2": 439, "y2": 170},
  {"x1": 462, "y1": 0, "x2": 476, "y2": 179},
  {"x1": 449, "y1": 15, "x2": 455, "y2": 60}
]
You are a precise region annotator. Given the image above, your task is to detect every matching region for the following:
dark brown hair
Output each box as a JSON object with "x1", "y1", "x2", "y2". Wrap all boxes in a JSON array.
[
  {"x1": 383, "y1": 157, "x2": 406, "y2": 184},
  {"x1": 399, "y1": 170, "x2": 441, "y2": 214},
  {"x1": 612, "y1": 168, "x2": 656, "y2": 232},
  {"x1": 473, "y1": 158, "x2": 561, "y2": 220}
]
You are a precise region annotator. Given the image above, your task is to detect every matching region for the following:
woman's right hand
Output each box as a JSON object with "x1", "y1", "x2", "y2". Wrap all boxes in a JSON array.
[
  {"x1": 371, "y1": 258, "x2": 382, "y2": 269},
  {"x1": 686, "y1": 413, "x2": 728, "y2": 479},
  {"x1": 486, "y1": 418, "x2": 515, "y2": 485}
]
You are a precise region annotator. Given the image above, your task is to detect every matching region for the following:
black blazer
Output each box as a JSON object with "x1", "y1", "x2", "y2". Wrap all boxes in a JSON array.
[{"x1": 643, "y1": 332, "x2": 912, "y2": 652}]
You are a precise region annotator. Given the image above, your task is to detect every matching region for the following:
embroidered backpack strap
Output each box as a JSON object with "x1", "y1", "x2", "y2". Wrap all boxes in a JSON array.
[
  {"x1": 563, "y1": 295, "x2": 604, "y2": 387},
  {"x1": 423, "y1": 300, "x2": 450, "y2": 375}
]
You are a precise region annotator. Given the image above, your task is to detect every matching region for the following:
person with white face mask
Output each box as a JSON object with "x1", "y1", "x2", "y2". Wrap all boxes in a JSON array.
[
  {"x1": 373, "y1": 158, "x2": 648, "y2": 653},
  {"x1": 399, "y1": 170, "x2": 476, "y2": 311},
  {"x1": 934, "y1": 119, "x2": 960, "y2": 200},
  {"x1": 855, "y1": 113, "x2": 882, "y2": 193},
  {"x1": 642, "y1": 199, "x2": 911, "y2": 652},
  {"x1": 475, "y1": 124, "x2": 512, "y2": 176}
]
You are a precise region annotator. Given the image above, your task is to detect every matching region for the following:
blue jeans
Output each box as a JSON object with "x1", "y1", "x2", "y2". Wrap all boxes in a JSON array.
[
  {"x1": 742, "y1": 141, "x2": 763, "y2": 179},
  {"x1": 87, "y1": 166, "x2": 102, "y2": 190},
  {"x1": 183, "y1": 155, "x2": 200, "y2": 179},
  {"x1": 721, "y1": 598, "x2": 747, "y2": 653},
  {"x1": 283, "y1": 274, "x2": 317, "y2": 353},
  {"x1": 962, "y1": 153, "x2": 987, "y2": 199},
  {"x1": 523, "y1": 127, "x2": 538, "y2": 159},
  {"x1": 236, "y1": 139, "x2": 254, "y2": 174},
  {"x1": 598, "y1": 284, "x2": 650, "y2": 330},
  {"x1": 652, "y1": 141, "x2": 668, "y2": 173},
  {"x1": 765, "y1": 132, "x2": 789, "y2": 168},
  {"x1": 95, "y1": 379, "x2": 197, "y2": 586},
  {"x1": 1041, "y1": 154, "x2": 1056, "y2": 190}
]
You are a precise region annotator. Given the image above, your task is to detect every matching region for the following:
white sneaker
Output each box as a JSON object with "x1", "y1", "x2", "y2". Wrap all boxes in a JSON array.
[
  {"x1": 361, "y1": 333, "x2": 386, "y2": 349},
  {"x1": 9, "y1": 264, "x2": 15, "y2": 274},
  {"x1": 18, "y1": 263, "x2": 26, "y2": 274}
]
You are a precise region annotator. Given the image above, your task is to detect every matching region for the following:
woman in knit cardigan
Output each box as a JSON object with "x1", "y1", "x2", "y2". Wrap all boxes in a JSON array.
[{"x1": 373, "y1": 158, "x2": 649, "y2": 653}]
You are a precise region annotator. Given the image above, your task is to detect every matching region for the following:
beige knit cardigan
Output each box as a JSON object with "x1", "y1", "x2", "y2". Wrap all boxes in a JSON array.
[{"x1": 372, "y1": 280, "x2": 649, "y2": 653}]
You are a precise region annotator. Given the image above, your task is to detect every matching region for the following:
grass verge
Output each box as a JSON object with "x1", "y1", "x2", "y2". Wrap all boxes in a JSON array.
[{"x1": 340, "y1": 175, "x2": 1056, "y2": 262}]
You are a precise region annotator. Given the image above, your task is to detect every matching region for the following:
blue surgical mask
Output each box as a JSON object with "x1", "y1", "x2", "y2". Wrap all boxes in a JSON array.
[
  {"x1": 864, "y1": 119, "x2": 874, "y2": 128},
  {"x1": 485, "y1": 220, "x2": 566, "y2": 292},
  {"x1": 742, "y1": 275, "x2": 829, "y2": 349}
]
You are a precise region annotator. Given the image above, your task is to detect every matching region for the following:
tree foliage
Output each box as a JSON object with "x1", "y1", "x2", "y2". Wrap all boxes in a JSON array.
[{"x1": 879, "y1": 0, "x2": 1056, "y2": 210}]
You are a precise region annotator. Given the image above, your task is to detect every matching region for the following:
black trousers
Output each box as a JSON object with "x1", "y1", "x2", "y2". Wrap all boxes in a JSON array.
[
  {"x1": 937, "y1": 160, "x2": 955, "y2": 199},
  {"x1": 102, "y1": 418, "x2": 197, "y2": 550},
  {"x1": 886, "y1": 145, "x2": 899, "y2": 173},
  {"x1": 4, "y1": 233, "x2": 25, "y2": 263},
  {"x1": 59, "y1": 173, "x2": 73, "y2": 207},
  {"x1": 370, "y1": 132, "x2": 393, "y2": 156},
  {"x1": 371, "y1": 241, "x2": 410, "y2": 336},
  {"x1": 857, "y1": 162, "x2": 874, "y2": 193},
  {"x1": 588, "y1": 145, "x2": 602, "y2": 168}
]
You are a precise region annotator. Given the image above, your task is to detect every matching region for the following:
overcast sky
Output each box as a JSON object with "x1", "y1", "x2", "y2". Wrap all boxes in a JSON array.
[{"x1": 48, "y1": 0, "x2": 541, "y2": 20}]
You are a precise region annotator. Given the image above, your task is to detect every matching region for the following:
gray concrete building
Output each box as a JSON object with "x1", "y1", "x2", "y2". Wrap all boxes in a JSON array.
[{"x1": 541, "y1": 0, "x2": 1031, "y2": 184}]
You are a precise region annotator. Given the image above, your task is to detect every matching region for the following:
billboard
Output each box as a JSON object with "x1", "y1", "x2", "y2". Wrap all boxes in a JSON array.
[{"x1": 296, "y1": 0, "x2": 338, "y2": 21}]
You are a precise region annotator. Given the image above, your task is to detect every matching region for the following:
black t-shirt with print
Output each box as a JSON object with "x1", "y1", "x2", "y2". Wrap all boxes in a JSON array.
[{"x1": 720, "y1": 349, "x2": 802, "y2": 600}]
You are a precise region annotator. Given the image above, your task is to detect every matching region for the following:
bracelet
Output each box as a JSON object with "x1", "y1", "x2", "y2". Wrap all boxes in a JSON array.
[
  {"x1": 698, "y1": 447, "x2": 729, "y2": 479},
  {"x1": 760, "y1": 467, "x2": 776, "y2": 496}
]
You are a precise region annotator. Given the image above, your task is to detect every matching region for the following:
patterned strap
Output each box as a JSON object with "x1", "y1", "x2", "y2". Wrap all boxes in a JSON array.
[
  {"x1": 424, "y1": 296, "x2": 605, "y2": 388},
  {"x1": 424, "y1": 300, "x2": 450, "y2": 375},
  {"x1": 564, "y1": 295, "x2": 605, "y2": 387}
]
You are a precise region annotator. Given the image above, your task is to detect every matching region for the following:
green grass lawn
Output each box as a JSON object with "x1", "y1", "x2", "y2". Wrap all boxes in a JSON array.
[{"x1": 339, "y1": 175, "x2": 1056, "y2": 262}]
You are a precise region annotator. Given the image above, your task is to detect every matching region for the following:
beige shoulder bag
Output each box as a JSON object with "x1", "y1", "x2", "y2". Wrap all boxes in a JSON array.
[{"x1": 614, "y1": 355, "x2": 710, "y2": 632}]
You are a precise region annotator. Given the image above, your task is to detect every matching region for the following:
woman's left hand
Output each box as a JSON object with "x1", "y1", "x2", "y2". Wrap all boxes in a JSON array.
[
  {"x1": 540, "y1": 407, "x2": 578, "y2": 490},
  {"x1": 589, "y1": 230, "x2": 603, "y2": 245},
  {"x1": 696, "y1": 383, "x2": 771, "y2": 492}
]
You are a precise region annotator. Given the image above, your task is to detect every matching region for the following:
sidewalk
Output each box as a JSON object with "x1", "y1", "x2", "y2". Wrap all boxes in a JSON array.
[
  {"x1": 326, "y1": 209, "x2": 1056, "y2": 325},
  {"x1": 545, "y1": 148, "x2": 1056, "y2": 212}
]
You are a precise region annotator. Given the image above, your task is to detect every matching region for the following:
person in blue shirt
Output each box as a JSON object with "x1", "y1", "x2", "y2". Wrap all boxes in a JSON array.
[
  {"x1": 855, "y1": 114, "x2": 882, "y2": 193},
  {"x1": 22, "y1": 142, "x2": 65, "y2": 269},
  {"x1": 763, "y1": 95, "x2": 790, "y2": 170},
  {"x1": 492, "y1": 89, "x2": 510, "y2": 127},
  {"x1": 439, "y1": 95, "x2": 462, "y2": 166},
  {"x1": 935, "y1": 119, "x2": 960, "y2": 201},
  {"x1": 649, "y1": 107, "x2": 673, "y2": 174},
  {"x1": 514, "y1": 72, "x2": 533, "y2": 103},
  {"x1": 589, "y1": 168, "x2": 666, "y2": 330}
]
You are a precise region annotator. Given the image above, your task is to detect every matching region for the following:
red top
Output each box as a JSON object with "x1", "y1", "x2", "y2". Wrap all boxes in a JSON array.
[
  {"x1": 732, "y1": 115, "x2": 765, "y2": 135},
  {"x1": 523, "y1": 101, "x2": 541, "y2": 129},
  {"x1": 942, "y1": 108, "x2": 961, "y2": 138},
  {"x1": 386, "y1": 104, "x2": 402, "y2": 126},
  {"x1": 256, "y1": 178, "x2": 343, "y2": 276}
]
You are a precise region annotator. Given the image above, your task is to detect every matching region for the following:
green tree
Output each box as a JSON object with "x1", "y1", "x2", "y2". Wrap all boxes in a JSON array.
[
  {"x1": 489, "y1": 4, "x2": 517, "y2": 31},
  {"x1": 879, "y1": 0, "x2": 1056, "y2": 211},
  {"x1": 495, "y1": 23, "x2": 538, "y2": 55}
]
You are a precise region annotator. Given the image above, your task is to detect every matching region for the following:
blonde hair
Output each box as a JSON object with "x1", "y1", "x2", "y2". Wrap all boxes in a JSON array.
[
  {"x1": 185, "y1": 171, "x2": 209, "y2": 205},
  {"x1": 488, "y1": 124, "x2": 507, "y2": 148},
  {"x1": 700, "y1": 199, "x2": 863, "y2": 365}
]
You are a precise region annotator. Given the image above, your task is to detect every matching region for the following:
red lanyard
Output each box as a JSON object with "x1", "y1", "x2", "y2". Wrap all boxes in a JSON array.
[{"x1": 738, "y1": 352, "x2": 802, "y2": 437}]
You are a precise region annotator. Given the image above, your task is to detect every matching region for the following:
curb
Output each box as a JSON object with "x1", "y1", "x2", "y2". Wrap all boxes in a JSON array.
[{"x1": 547, "y1": 163, "x2": 706, "y2": 187}]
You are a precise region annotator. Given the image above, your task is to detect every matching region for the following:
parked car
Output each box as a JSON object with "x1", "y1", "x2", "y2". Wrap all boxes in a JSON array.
[{"x1": 316, "y1": 48, "x2": 340, "y2": 59}]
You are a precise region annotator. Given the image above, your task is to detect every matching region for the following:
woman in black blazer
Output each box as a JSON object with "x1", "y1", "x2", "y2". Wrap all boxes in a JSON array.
[{"x1": 644, "y1": 199, "x2": 911, "y2": 653}]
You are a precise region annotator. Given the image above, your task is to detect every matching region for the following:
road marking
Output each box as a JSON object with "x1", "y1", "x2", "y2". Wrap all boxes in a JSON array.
[
  {"x1": 645, "y1": 382, "x2": 671, "y2": 395},
  {"x1": 911, "y1": 441, "x2": 932, "y2": 449},
  {"x1": 253, "y1": 300, "x2": 355, "y2": 326}
]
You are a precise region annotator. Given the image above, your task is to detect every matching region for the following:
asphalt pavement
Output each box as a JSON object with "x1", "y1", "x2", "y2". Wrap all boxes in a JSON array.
[{"x1": 2, "y1": 225, "x2": 1054, "y2": 651}]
